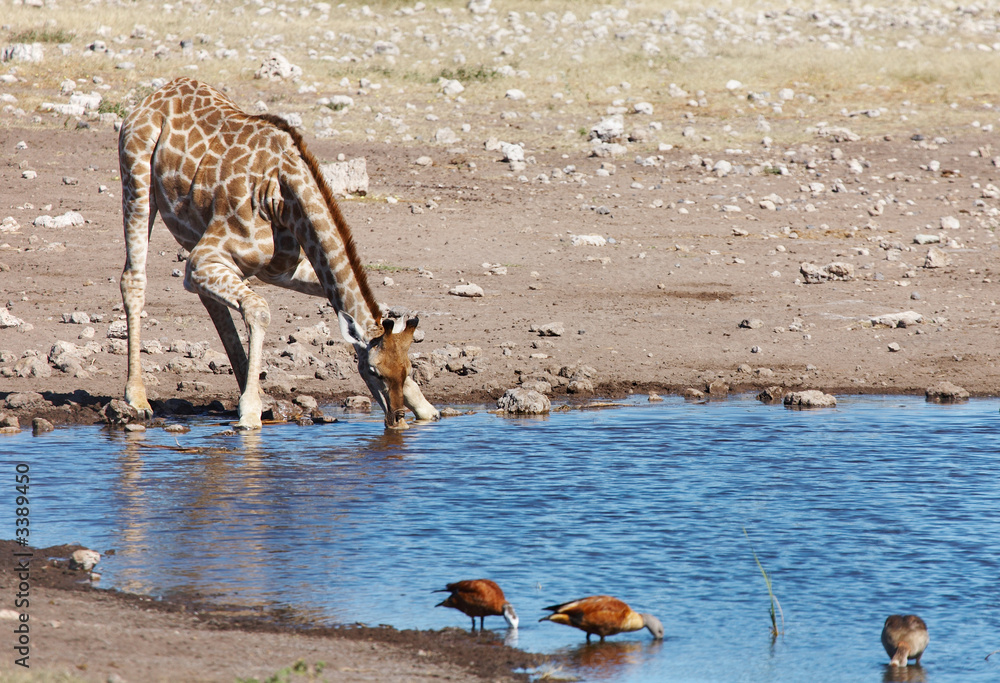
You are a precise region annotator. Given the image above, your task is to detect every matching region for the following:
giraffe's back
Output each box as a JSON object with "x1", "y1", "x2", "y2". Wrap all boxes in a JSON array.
[{"x1": 120, "y1": 78, "x2": 302, "y2": 276}]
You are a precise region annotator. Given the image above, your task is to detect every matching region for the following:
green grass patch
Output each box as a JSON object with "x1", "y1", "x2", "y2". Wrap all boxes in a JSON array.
[
  {"x1": 237, "y1": 659, "x2": 327, "y2": 683},
  {"x1": 436, "y1": 65, "x2": 499, "y2": 83},
  {"x1": 98, "y1": 99, "x2": 129, "y2": 118},
  {"x1": 9, "y1": 28, "x2": 75, "y2": 43}
]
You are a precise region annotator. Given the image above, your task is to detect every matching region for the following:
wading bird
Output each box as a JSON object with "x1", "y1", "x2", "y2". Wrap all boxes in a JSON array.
[
  {"x1": 539, "y1": 595, "x2": 664, "y2": 642},
  {"x1": 435, "y1": 579, "x2": 518, "y2": 631},
  {"x1": 882, "y1": 614, "x2": 929, "y2": 667}
]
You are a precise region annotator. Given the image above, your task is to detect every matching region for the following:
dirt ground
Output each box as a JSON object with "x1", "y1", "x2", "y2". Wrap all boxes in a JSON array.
[
  {"x1": 2, "y1": 92, "x2": 1000, "y2": 681},
  {"x1": 0, "y1": 541, "x2": 540, "y2": 682},
  {"x1": 2, "y1": 121, "x2": 999, "y2": 421}
]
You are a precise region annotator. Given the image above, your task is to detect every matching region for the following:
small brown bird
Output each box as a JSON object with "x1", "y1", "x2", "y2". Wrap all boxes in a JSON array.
[
  {"x1": 539, "y1": 595, "x2": 664, "y2": 642},
  {"x1": 882, "y1": 615, "x2": 929, "y2": 667},
  {"x1": 435, "y1": 579, "x2": 518, "y2": 630}
]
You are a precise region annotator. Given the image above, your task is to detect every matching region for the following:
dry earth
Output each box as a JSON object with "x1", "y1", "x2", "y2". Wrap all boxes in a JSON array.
[
  {"x1": 1, "y1": 124, "x2": 998, "y2": 426},
  {"x1": 3, "y1": 0, "x2": 1000, "y2": 680},
  {"x1": 0, "y1": 541, "x2": 540, "y2": 683}
]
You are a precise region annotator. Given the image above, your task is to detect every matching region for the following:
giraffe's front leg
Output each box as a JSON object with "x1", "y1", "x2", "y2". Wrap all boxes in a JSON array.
[
  {"x1": 185, "y1": 255, "x2": 269, "y2": 430},
  {"x1": 403, "y1": 376, "x2": 439, "y2": 421},
  {"x1": 234, "y1": 292, "x2": 269, "y2": 430}
]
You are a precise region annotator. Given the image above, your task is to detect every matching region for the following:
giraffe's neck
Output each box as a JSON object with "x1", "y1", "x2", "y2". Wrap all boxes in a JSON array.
[
  {"x1": 296, "y1": 195, "x2": 380, "y2": 332},
  {"x1": 266, "y1": 115, "x2": 381, "y2": 336}
]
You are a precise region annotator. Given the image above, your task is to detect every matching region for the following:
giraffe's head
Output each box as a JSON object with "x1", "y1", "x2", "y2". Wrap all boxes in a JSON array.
[{"x1": 338, "y1": 311, "x2": 419, "y2": 430}]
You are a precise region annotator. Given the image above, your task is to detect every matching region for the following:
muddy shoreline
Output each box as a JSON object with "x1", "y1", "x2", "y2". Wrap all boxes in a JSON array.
[{"x1": 0, "y1": 540, "x2": 541, "y2": 682}]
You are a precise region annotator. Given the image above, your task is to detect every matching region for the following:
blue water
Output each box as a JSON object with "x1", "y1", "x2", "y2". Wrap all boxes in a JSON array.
[{"x1": 6, "y1": 395, "x2": 1000, "y2": 682}]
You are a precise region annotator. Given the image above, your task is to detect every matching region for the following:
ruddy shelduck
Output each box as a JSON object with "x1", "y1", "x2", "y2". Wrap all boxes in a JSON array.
[
  {"x1": 539, "y1": 595, "x2": 664, "y2": 642},
  {"x1": 435, "y1": 579, "x2": 518, "y2": 630},
  {"x1": 882, "y1": 614, "x2": 929, "y2": 667}
]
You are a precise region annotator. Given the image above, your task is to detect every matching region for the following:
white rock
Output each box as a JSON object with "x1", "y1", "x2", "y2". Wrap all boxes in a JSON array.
[
  {"x1": 441, "y1": 79, "x2": 464, "y2": 96},
  {"x1": 713, "y1": 160, "x2": 733, "y2": 176},
  {"x1": 107, "y1": 320, "x2": 129, "y2": 339},
  {"x1": 725, "y1": 80, "x2": 743, "y2": 91},
  {"x1": 69, "y1": 549, "x2": 101, "y2": 572},
  {"x1": 871, "y1": 311, "x2": 923, "y2": 328},
  {"x1": 570, "y1": 234, "x2": 607, "y2": 247},
  {"x1": 924, "y1": 247, "x2": 950, "y2": 268},
  {"x1": 940, "y1": 215, "x2": 960, "y2": 230},
  {"x1": 633, "y1": 101, "x2": 654, "y2": 115},
  {"x1": 0, "y1": 308, "x2": 25, "y2": 329},
  {"x1": 467, "y1": 0, "x2": 492, "y2": 14},
  {"x1": 434, "y1": 127, "x2": 459, "y2": 144},
  {"x1": 449, "y1": 283, "x2": 484, "y2": 297},
  {"x1": 69, "y1": 92, "x2": 102, "y2": 111},
  {"x1": 589, "y1": 115, "x2": 625, "y2": 143},
  {"x1": 1, "y1": 43, "x2": 44, "y2": 63},
  {"x1": 784, "y1": 390, "x2": 836, "y2": 408},
  {"x1": 500, "y1": 142, "x2": 524, "y2": 162},
  {"x1": 39, "y1": 102, "x2": 86, "y2": 116},
  {"x1": 327, "y1": 95, "x2": 354, "y2": 109},
  {"x1": 254, "y1": 52, "x2": 302, "y2": 80},
  {"x1": 505, "y1": 89, "x2": 526, "y2": 100},
  {"x1": 497, "y1": 387, "x2": 550, "y2": 414},
  {"x1": 319, "y1": 159, "x2": 369, "y2": 196},
  {"x1": 778, "y1": 88, "x2": 795, "y2": 101}
]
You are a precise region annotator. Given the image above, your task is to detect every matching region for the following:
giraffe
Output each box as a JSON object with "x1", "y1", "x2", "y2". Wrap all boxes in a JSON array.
[{"x1": 117, "y1": 77, "x2": 439, "y2": 430}]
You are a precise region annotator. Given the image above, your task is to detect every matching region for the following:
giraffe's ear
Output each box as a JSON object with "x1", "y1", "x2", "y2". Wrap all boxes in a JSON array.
[{"x1": 338, "y1": 310, "x2": 367, "y2": 347}]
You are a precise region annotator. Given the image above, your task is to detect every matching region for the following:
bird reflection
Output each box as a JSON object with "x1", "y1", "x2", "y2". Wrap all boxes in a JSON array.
[
  {"x1": 883, "y1": 664, "x2": 927, "y2": 683},
  {"x1": 563, "y1": 639, "x2": 662, "y2": 680}
]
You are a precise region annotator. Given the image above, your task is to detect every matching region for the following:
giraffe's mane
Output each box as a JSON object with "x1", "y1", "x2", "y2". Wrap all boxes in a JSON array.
[{"x1": 256, "y1": 113, "x2": 382, "y2": 324}]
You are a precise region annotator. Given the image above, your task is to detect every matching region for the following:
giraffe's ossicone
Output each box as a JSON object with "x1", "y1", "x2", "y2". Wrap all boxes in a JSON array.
[{"x1": 117, "y1": 77, "x2": 439, "y2": 429}]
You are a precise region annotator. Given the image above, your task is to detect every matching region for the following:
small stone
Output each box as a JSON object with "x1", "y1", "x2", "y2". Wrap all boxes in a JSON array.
[
  {"x1": 449, "y1": 283, "x2": 484, "y2": 297},
  {"x1": 570, "y1": 234, "x2": 607, "y2": 247},
  {"x1": 100, "y1": 399, "x2": 138, "y2": 426},
  {"x1": 343, "y1": 395, "x2": 372, "y2": 412},
  {"x1": 497, "y1": 388, "x2": 550, "y2": 414},
  {"x1": 925, "y1": 381, "x2": 970, "y2": 403},
  {"x1": 31, "y1": 418, "x2": 54, "y2": 435},
  {"x1": 757, "y1": 386, "x2": 786, "y2": 403},
  {"x1": 739, "y1": 318, "x2": 763, "y2": 329},
  {"x1": 69, "y1": 548, "x2": 101, "y2": 572},
  {"x1": 924, "y1": 247, "x2": 950, "y2": 269},
  {"x1": 887, "y1": 342, "x2": 902, "y2": 352},
  {"x1": 532, "y1": 322, "x2": 564, "y2": 337},
  {"x1": 940, "y1": 216, "x2": 961, "y2": 230},
  {"x1": 293, "y1": 394, "x2": 319, "y2": 411},
  {"x1": 783, "y1": 390, "x2": 836, "y2": 409},
  {"x1": 707, "y1": 379, "x2": 729, "y2": 396},
  {"x1": 648, "y1": 393, "x2": 663, "y2": 402},
  {"x1": 871, "y1": 311, "x2": 923, "y2": 328}
]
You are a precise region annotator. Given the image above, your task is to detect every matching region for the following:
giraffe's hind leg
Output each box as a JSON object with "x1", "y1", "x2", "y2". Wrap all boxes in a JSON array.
[
  {"x1": 119, "y1": 125, "x2": 159, "y2": 419},
  {"x1": 199, "y1": 295, "x2": 250, "y2": 394}
]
